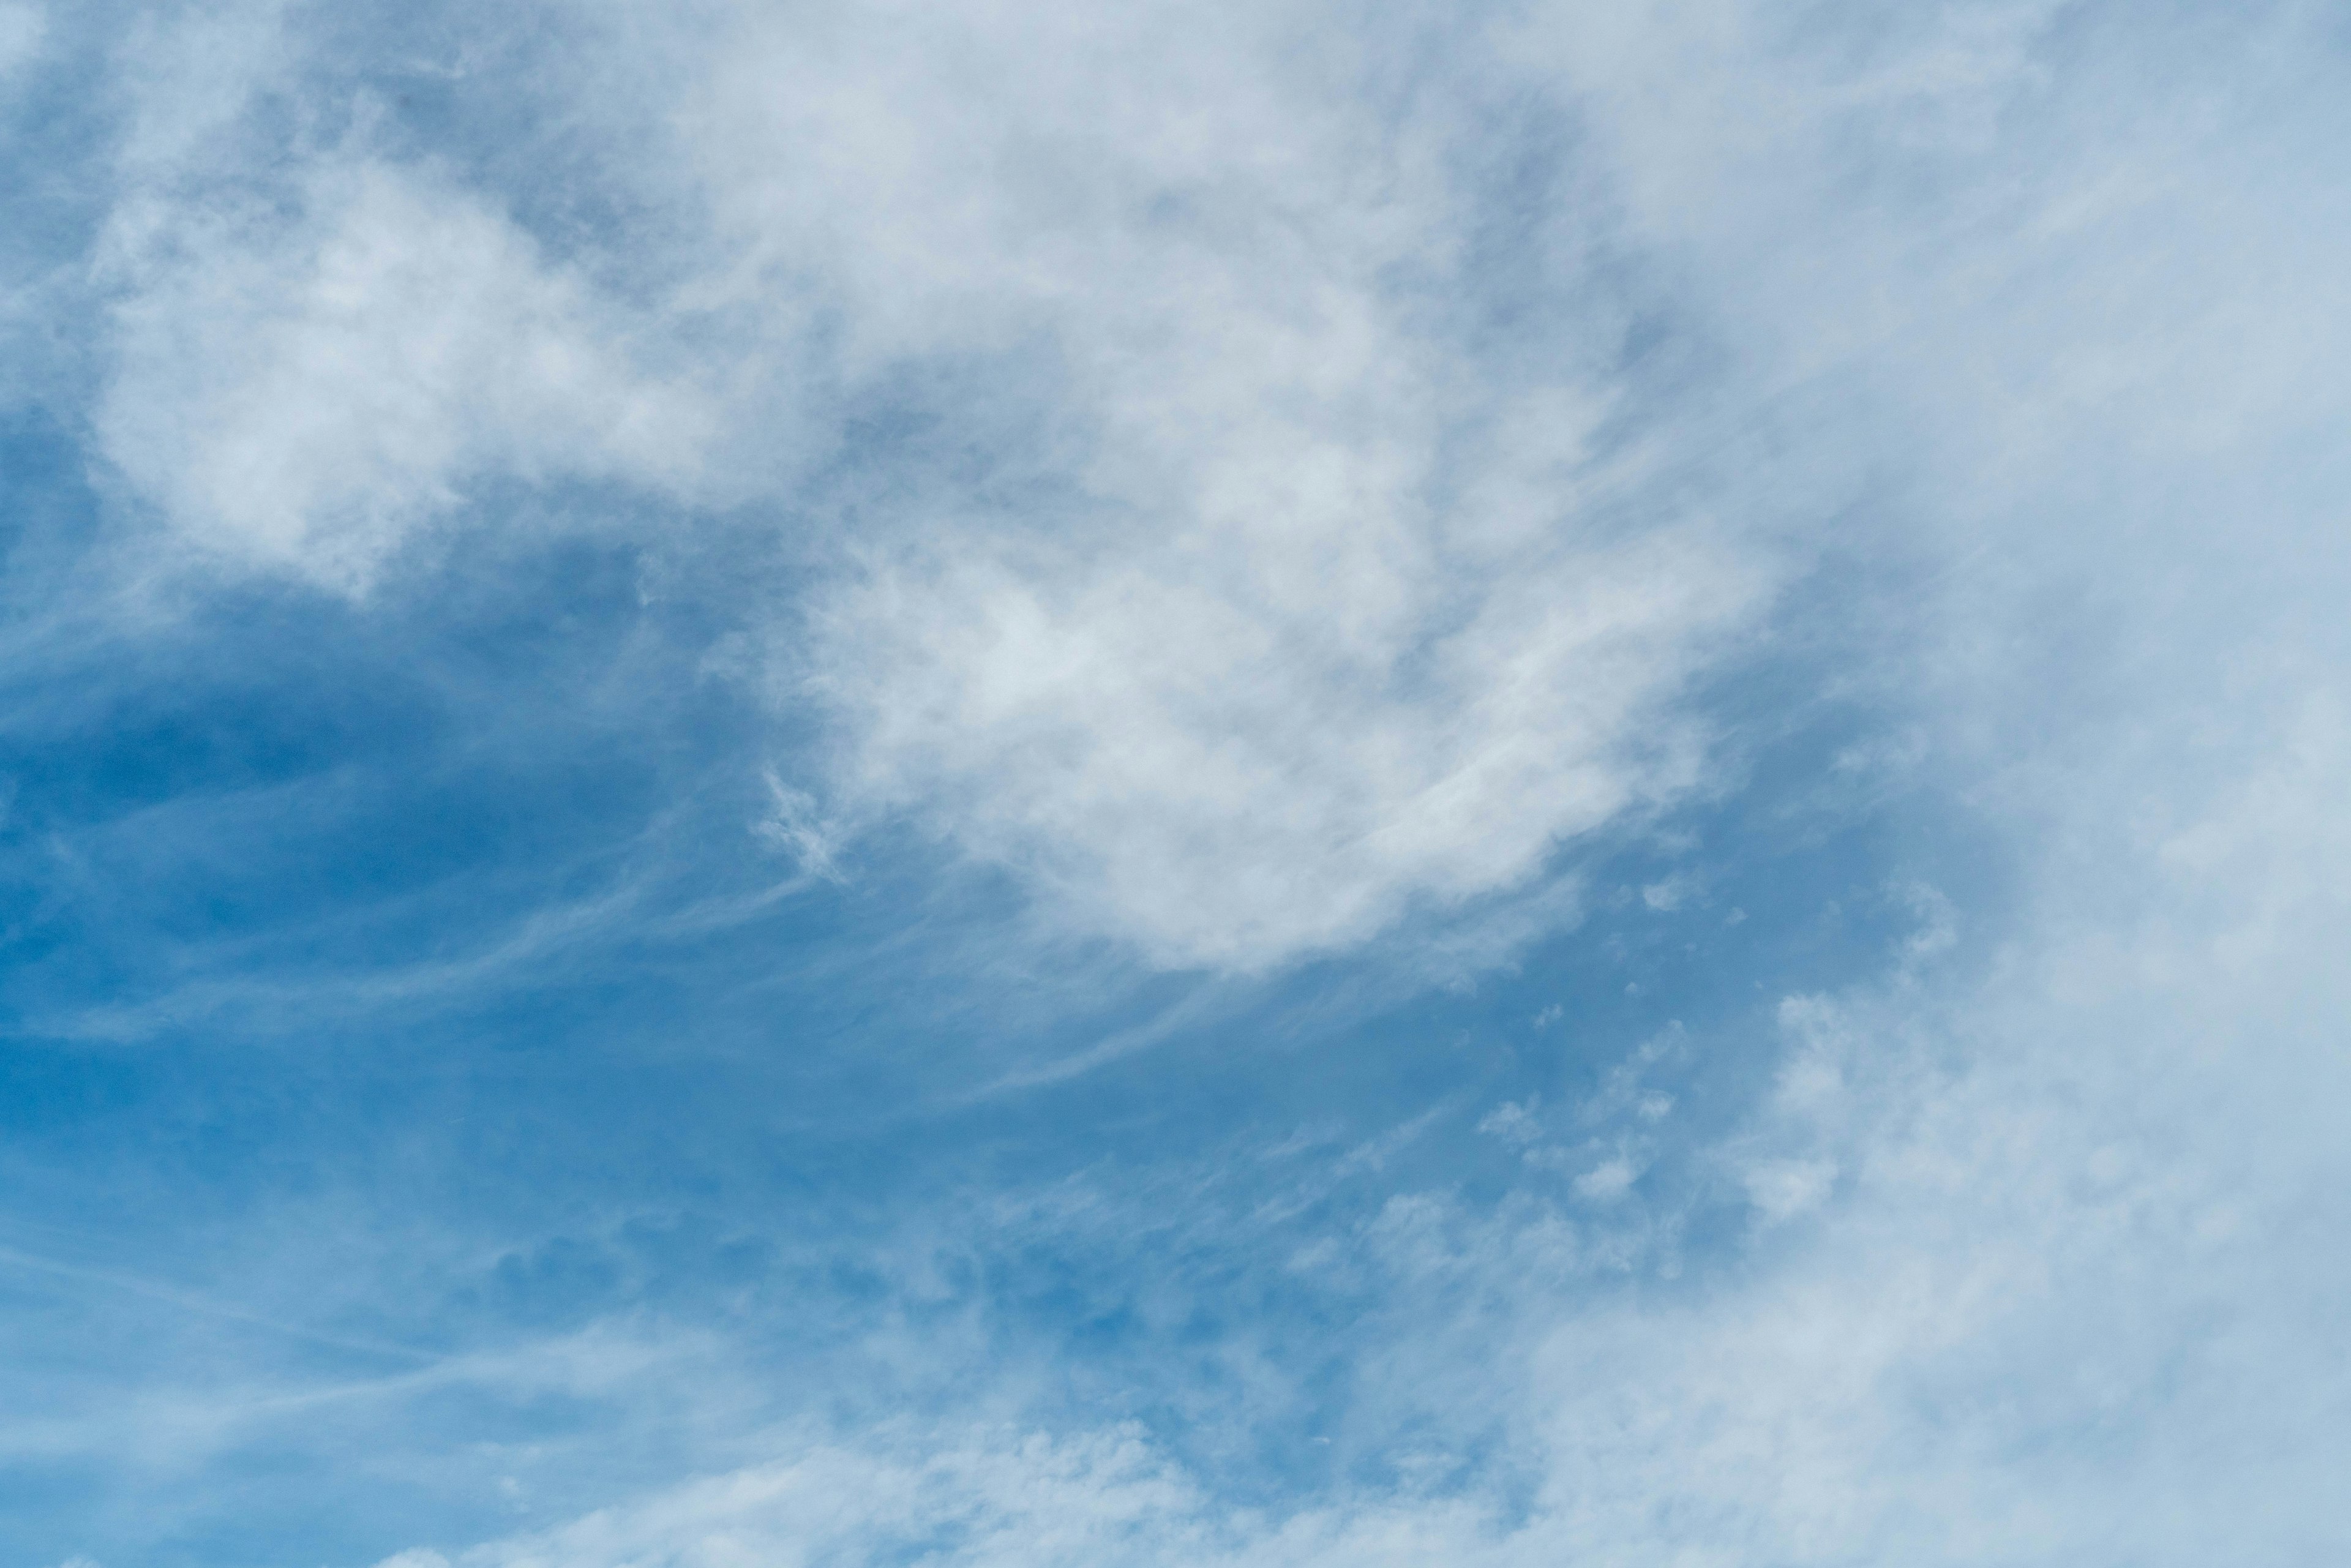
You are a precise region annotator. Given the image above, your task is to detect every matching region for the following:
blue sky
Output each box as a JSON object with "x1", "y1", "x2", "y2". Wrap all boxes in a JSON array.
[{"x1": 2, "y1": 1, "x2": 2348, "y2": 1564}]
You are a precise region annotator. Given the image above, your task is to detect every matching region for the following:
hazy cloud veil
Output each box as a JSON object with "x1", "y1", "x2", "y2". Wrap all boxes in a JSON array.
[{"x1": 2, "y1": 0, "x2": 2346, "y2": 1564}]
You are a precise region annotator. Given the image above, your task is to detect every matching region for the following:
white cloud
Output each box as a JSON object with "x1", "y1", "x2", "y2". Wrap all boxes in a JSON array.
[
  {"x1": 756, "y1": 771, "x2": 845, "y2": 880},
  {"x1": 86, "y1": 3, "x2": 714, "y2": 591},
  {"x1": 1476, "y1": 1099, "x2": 1542, "y2": 1148},
  {"x1": 346, "y1": 1, "x2": 2351, "y2": 1559},
  {"x1": 395, "y1": 724, "x2": 2351, "y2": 1561},
  {"x1": 1638, "y1": 874, "x2": 1692, "y2": 912},
  {"x1": 389, "y1": 1427, "x2": 1228, "y2": 1568},
  {"x1": 74, "y1": 1, "x2": 1782, "y2": 970},
  {"x1": 77, "y1": 0, "x2": 2351, "y2": 976},
  {"x1": 1569, "y1": 1155, "x2": 1639, "y2": 1204},
  {"x1": 1518, "y1": 752, "x2": 2351, "y2": 1559},
  {"x1": 811, "y1": 522, "x2": 1760, "y2": 969},
  {"x1": 97, "y1": 156, "x2": 712, "y2": 591},
  {"x1": 366, "y1": 1416, "x2": 1546, "y2": 1568},
  {"x1": 669, "y1": 3, "x2": 1779, "y2": 970},
  {"x1": 48, "y1": 2, "x2": 2351, "y2": 1553}
]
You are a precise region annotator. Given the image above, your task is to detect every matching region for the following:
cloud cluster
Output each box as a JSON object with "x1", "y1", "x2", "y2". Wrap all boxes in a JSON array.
[
  {"x1": 367, "y1": 715, "x2": 2351, "y2": 1561},
  {"x1": 100, "y1": 159, "x2": 711, "y2": 590},
  {"x1": 659, "y1": 3, "x2": 1790, "y2": 967},
  {"x1": 378, "y1": 1428, "x2": 1226, "y2": 1568},
  {"x1": 92, "y1": 6, "x2": 710, "y2": 590},
  {"x1": 87, "y1": 0, "x2": 1787, "y2": 967},
  {"x1": 28, "y1": 0, "x2": 2351, "y2": 1561}
]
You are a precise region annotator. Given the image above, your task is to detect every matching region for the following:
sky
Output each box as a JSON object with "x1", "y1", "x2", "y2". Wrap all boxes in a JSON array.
[{"x1": 1, "y1": 1, "x2": 2348, "y2": 1563}]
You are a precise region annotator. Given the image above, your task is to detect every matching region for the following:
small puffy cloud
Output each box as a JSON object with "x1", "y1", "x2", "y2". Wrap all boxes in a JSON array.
[
  {"x1": 1638, "y1": 876, "x2": 1690, "y2": 912},
  {"x1": 1475, "y1": 1099, "x2": 1542, "y2": 1149},
  {"x1": 1741, "y1": 1156, "x2": 1835, "y2": 1223},
  {"x1": 757, "y1": 773, "x2": 845, "y2": 881},
  {"x1": 1570, "y1": 1155, "x2": 1640, "y2": 1204}
]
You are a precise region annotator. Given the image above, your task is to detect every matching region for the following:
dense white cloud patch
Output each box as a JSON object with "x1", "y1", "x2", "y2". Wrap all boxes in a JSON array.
[
  {"x1": 812, "y1": 527, "x2": 1759, "y2": 969},
  {"x1": 92, "y1": 7, "x2": 711, "y2": 590},
  {"x1": 99, "y1": 159, "x2": 711, "y2": 590},
  {"x1": 87, "y1": 0, "x2": 1783, "y2": 966},
  {"x1": 1510, "y1": 692, "x2": 2351, "y2": 1564},
  {"x1": 680, "y1": 2, "x2": 1778, "y2": 967}
]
